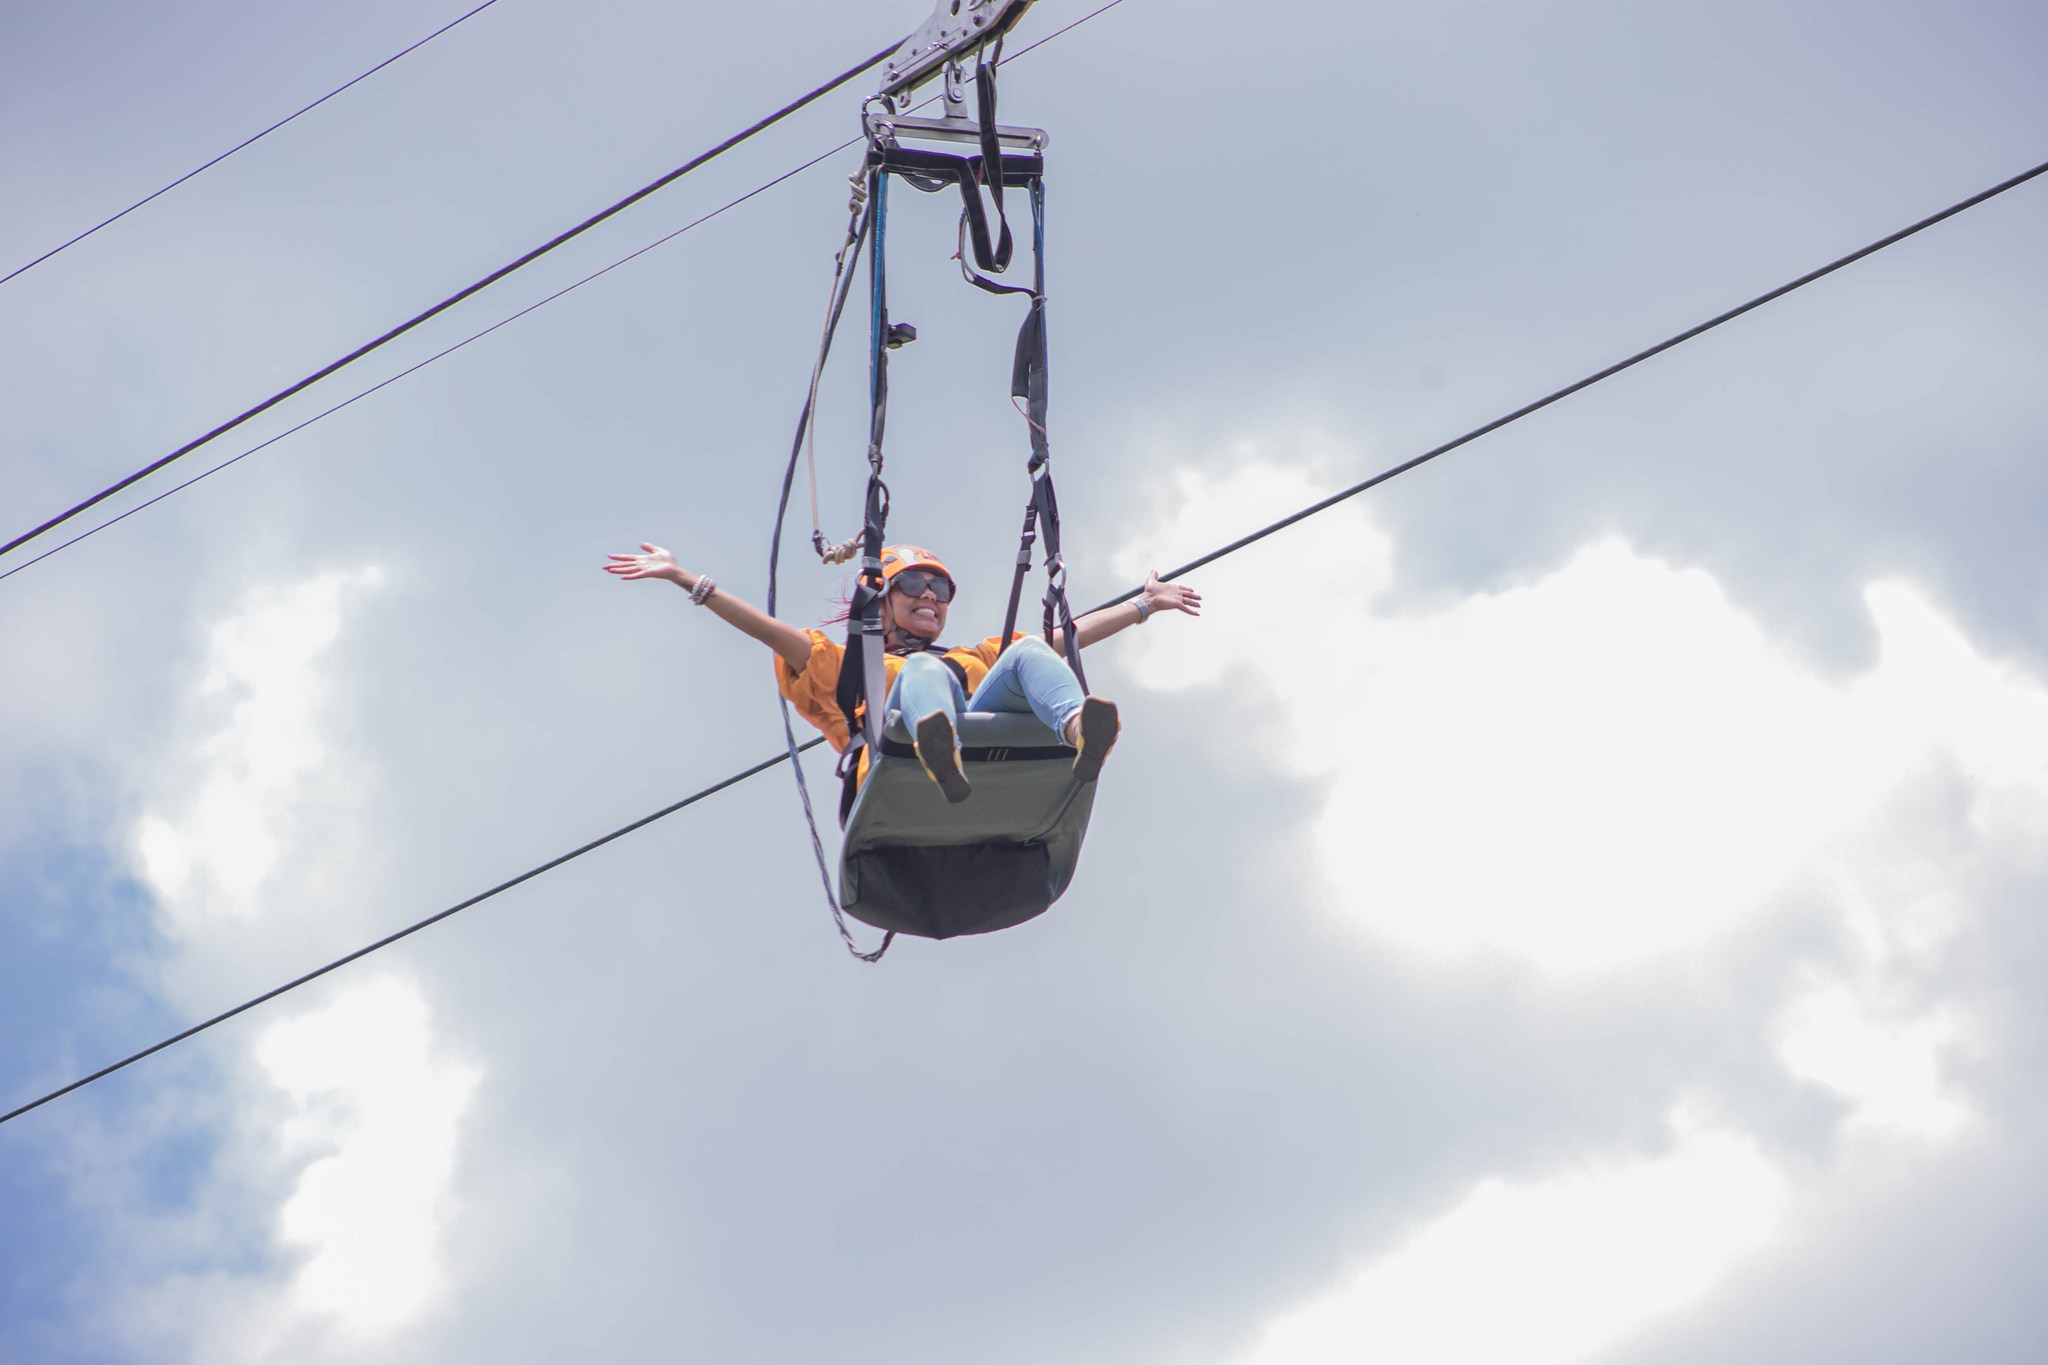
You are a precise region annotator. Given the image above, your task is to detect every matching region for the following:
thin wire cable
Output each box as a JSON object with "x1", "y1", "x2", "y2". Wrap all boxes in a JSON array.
[
  {"x1": 0, "y1": 36, "x2": 906, "y2": 562},
  {"x1": 1079, "y1": 155, "x2": 2048, "y2": 610},
  {"x1": 4, "y1": 145, "x2": 2040, "y2": 1130},
  {"x1": 0, "y1": 2, "x2": 1139, "y2": 1122},
  {"x1": 2, "y1": 0, "x2": 505, "y2": 289},
  {"x1": 0, "y1": 138, "x2": 861, "y2": 586},
  {"x1": 0, "y1": 737, "x2": 827, "y2": 1128},
  {"x1": 0, "y1": 1, "x2": 1125, "y2": 578},
  {"x1": 9, "y1": 25, "x2": 2024, "y2": 1132}
]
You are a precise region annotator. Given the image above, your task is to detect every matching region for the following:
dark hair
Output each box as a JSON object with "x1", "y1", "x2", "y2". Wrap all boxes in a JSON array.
[{"x1": 820, "y1": 572, "x2": 857, "y2": 627}]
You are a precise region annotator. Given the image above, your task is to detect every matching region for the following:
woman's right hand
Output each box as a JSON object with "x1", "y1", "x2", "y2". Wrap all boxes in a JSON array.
[
  {"x1": 604, "y1": 540, "x2": 814, "y2": 670},
  {"x1": 604, "y1": 542, "x2": 689, "y2": 587}
]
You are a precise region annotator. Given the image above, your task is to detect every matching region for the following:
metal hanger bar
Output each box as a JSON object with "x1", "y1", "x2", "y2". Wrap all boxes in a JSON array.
[{"x1": 875, "y1": 115, "x2": 1048, "y2": 151}]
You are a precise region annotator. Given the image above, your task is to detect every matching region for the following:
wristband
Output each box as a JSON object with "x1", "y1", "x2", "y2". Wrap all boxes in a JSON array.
[
  {"x1": 1132, "y1": 597, "x2": 1153, "y2": 623},
  {"x1": 689, "y1": 575, "x2": 717, "y2": 606}
]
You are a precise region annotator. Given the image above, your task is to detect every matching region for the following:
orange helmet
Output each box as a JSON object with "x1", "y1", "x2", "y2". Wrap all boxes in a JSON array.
[{"x1": 880, "y1": 544, "x2": 954, "y2": 587}]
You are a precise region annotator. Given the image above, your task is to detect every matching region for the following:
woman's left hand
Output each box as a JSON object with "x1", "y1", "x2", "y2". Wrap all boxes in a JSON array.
[{"x1": 1141, "y1": 572, "x2": 1202, "y2": 617}]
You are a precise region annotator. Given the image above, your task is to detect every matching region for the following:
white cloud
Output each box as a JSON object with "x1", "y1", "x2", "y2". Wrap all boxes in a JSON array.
[
  {"x1": 1122, "y1": 453, "x2": 2040, "y2": 1364},
  {"x1": 1118, "y1": 460, "x2": 2048, "y2": 978},
  {"x1": 116, "y1": 566, "x2": 482, "y2": 1361},
  {"x1": 259, "y1": 975, "x2": 480, "y2": 1339},
  {"x1": 1241, "y1": 1120, "x2": 1787, "y2": 1365},
  {"x1": 1778, "y1": 981, "x2": 1971, "y2": 1144},
  {"x1": 135, "y1": 566, "x2": 387, "y2": 933}
]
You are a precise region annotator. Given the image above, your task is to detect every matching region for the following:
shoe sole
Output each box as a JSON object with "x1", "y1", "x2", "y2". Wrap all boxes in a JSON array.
[
  {"x1": 914, "y1": 712, "x2": 973, "y2": 803},
  {"x1": 1070, "y1": 697, "x2": 1119, "y2": 784}
]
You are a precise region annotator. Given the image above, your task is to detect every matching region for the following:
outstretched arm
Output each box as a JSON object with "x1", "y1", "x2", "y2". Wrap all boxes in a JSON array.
[
  {"x1": 1073, "y1": 572, "x2": 1202, "y2": 648},
  {"x1": 605, "y1": 543, "x2": 815, "y2": 673}
]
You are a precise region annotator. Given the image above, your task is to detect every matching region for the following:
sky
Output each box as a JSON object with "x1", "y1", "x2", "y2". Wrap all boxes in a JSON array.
[{"x1": 2, "y1": 0, "x2": 2046, "y2": 1360}]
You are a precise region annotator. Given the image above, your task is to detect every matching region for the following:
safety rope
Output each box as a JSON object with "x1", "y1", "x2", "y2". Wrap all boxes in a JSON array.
[
  {"x1": 804, "y1": 164, "x2": 876, "y2": 566},
  {"x1": 770, "y1": 163, "x2": 893, "y2": 962}
]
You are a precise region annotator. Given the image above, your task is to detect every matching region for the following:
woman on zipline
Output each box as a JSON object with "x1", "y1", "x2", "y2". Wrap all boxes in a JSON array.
[{"x1": 604, "y1": 542, "x2": 1201, "y2": 801}]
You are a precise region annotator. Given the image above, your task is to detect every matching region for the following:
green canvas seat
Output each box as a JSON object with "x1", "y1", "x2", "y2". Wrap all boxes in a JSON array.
[{"x1": 838, "y1": 710, "x2": 1098, "y2": 939}]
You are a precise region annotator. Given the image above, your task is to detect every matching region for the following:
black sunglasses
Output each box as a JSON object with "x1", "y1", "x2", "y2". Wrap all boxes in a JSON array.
[{"x1": 890, "y1": 568, "x2": 955, "y2": 603}]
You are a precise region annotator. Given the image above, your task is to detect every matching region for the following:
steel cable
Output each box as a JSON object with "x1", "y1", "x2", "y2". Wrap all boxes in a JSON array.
[
  {"x1": 0, "y1": 740, "x2": 826, "y2": 1128},
  {"x1": 1, "y1": 0, "x2": 506, "y2": 289},
  {"x1": 2, "y1": 91, "x2": 2035, "y2": 1137},
  {"x1": 0, "y1": 36, "x2": 907, "y2": 561},
  {"x1": 0, "y1": 0, "x2": 1129, "y2": 583}
]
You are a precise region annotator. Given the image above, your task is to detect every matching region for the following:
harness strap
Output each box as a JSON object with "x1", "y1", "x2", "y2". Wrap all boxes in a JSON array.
[
  {"x1": 835, "y1": 489, "x2": 890, "y2": 827},
  {"x1": 971, "y1": 56, "x2": 1012, "y2": 269},
  {"x1": 866, "y1": 142, "x2": 1042, "y2": 298},
  {"x1": 994, "y1": 182, "x2": 1084, "y2": 686},
  {"x1": 832, "y1": 169, "x2": 899, "y2": 831},
  {"x1": 944, "y1": 56, "x2": 1018, "y2": 285}
]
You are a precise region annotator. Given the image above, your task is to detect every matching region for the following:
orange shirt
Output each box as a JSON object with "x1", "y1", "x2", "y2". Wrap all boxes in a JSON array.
[{"x1": 774, "y1": 628, "x2": 1020, "y2": 754}]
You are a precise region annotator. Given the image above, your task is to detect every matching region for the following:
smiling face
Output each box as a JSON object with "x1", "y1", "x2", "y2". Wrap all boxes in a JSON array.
[{"x1": 881, "y1": 573, "x2": 950, "y2": 641}]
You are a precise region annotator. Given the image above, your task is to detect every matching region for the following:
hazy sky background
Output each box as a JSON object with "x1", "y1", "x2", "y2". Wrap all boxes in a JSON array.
[{"x1": 3, "y1": 0, "x2": 2045, "y2": 1361}]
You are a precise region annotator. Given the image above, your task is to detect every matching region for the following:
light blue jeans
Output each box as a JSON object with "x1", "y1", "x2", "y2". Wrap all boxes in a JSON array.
[{"x1": 888, "y1": 636, "x2": 1085, "y2": 739}]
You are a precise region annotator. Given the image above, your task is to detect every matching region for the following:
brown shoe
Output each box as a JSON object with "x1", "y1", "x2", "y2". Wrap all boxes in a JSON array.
[
  {"x1": 1069, "y1": 697, "x2": 1119, "y2": 784},
  {"x1": 914, "y1": 712, "x2": 972, "y2": 803}
]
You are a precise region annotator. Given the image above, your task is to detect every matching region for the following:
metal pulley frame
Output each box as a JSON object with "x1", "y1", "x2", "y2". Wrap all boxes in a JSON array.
[
  {"x1": 869, "y1": 66, "x2": 1049, "y2": 153},
  {"x1": 879, "y1": 0, "x2": 1041, "y2": 104}
]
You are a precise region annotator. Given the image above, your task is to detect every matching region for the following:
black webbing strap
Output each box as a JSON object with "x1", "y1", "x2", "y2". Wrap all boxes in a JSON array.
[
  {"x1": 834, "y1": 487, "x2": 890, "y2": 826},
  {"x1": 1035, "y1": 473, "x2": 1086, "y2": 691},
  {"x1": 868, "y1": 147, "x2": 1043, "y2": 298},
  {"x1": 995, "y1": 182, "x2": 1086, "y2": 688},
  {"x1": 965, "y1": 55, "x2": 1015, "y2": 276},
  {"x1": 881, "y1": 56, "x2": 1019, "y2": 278},
  {"x1": 869, "y1": 54, "x2": 1037, "y2": 300},
  {"x1": 998, "y1": 492, "x2": 1040, "y2": 652}
]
